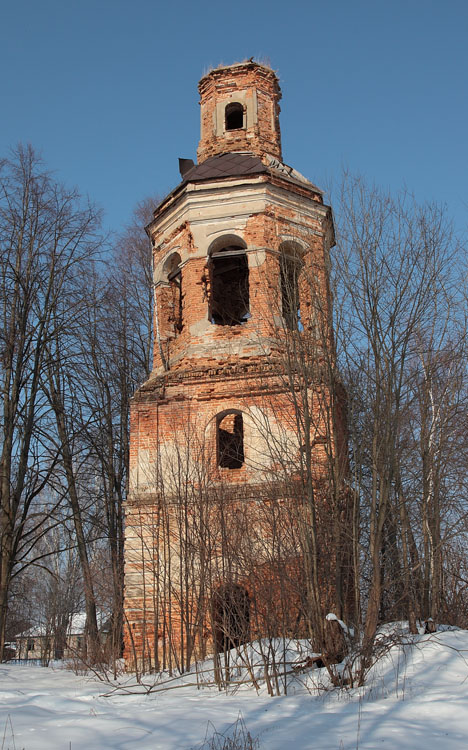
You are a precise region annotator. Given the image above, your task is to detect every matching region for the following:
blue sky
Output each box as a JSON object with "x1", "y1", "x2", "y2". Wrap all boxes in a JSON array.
[{"x1": 2, "y1": 0, "x2": 467, "y2": 235}]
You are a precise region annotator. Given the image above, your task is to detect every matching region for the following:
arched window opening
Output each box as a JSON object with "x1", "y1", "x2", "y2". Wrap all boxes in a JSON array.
[
  {"x1": 213, "y1": 584, "x2": 250, "y2": 653},
  {"x1": 209, "y1": 241, "x2": 249, "y2": 326},
  {"x1": 217, "y1": 411, "x2": 244, "y2": 469},
  {"x1": 280, "y1": 244, "x2": 303, "y2": 330},
  {"x1": 164, "y1": 252, "x2": 183, "y2": 334},
  {"x1": 225, "y1": 102, "x2": 244, "y2": 131}
]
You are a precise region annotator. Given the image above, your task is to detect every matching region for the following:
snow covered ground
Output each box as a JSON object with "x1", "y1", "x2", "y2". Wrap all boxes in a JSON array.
[{"x1": 2, "y1": 628, "x2": 468, "y2": 749}]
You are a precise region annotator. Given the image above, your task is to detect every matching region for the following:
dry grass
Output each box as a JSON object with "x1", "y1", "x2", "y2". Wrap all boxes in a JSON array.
[{"x1": 193, "y1": 714, "x2": 260, "y2": 750}]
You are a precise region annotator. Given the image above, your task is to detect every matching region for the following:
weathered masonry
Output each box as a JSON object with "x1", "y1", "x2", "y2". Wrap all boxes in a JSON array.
[{"x1": 124, "y1": 61, "x2": 351, "y2": 672}]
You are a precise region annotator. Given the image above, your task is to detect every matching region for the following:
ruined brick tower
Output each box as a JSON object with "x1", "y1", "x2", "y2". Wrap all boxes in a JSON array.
[{"x1": 124, "y1": 62, "x2": 349, "y2": 672}]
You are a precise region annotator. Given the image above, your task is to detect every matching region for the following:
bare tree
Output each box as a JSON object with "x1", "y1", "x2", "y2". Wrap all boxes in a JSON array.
[
  {"x1": 0, "y1": 145, "x2": 102, "y2": 657},
  {"x1": 75, "y1": 197, "x2": 155, "y2": 663},
  {"x1": 331, "y1": 173, "x2": 464, "y2": 675}
]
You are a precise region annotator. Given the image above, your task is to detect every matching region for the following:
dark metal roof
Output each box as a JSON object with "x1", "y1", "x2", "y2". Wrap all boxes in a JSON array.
[
  {"x1": 147, "y1": 153, "x2": 323, "y2": 233},
  {"x1": 182, "y1": 153, "x2": 267, "y2": 182}
]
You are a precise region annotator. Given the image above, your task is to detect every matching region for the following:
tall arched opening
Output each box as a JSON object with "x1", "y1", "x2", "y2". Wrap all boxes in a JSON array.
[
  {"x1": 212, "y1": 584, "x2": 250, "y2": 653},
  {"x1": 208, "y1": 236, "x2": 249, "y2": 326}
]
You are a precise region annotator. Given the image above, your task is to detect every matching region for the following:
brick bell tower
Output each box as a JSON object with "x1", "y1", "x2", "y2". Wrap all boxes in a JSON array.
[{"x1": 124, "y1": 62, "x2": 349, "y2": 672}]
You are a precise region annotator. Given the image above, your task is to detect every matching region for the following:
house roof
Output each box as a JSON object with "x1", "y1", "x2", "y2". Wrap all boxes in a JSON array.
[{"x1": 15, "y1": 611, "x2": 110, "y2": 639}]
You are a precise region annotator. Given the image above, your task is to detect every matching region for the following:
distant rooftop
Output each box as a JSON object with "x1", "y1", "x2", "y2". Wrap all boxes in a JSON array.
[{"x1": 15, "y1": 611, "x2": 110, "y2": 639}]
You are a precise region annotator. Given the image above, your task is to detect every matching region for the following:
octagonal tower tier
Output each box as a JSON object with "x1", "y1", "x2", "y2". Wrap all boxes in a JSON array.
[
  {"x1": 146, "y1": 61, "x2": 334, "y2": 375},
  {"x1": 197, "y1": 61, "x2": 282, "y2": 163}
]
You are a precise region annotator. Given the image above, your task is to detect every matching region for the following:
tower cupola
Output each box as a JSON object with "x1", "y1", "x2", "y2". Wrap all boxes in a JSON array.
[{"x1": 197, "y1": 61, "x2": 282, "y2": 163}]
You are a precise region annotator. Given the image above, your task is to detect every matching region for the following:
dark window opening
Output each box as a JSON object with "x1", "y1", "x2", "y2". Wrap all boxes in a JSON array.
[
  {"x1": 225, "y1": 102, "x2": 244, "y2": 131},
  {"x1": 166, "y1": 253, "x2": 183, "y2": 334},
  {"x1": 213, "y1": 584, "x2": 250, "y2": 653},
  {"x1": 280, "y1": 252, "x2": 302, "y2": 330},
  {"x1": 217, "y1": 412, "x2": 244, "y2": 469},
  {"x1": 210, "y1": 246, "x2": 249, "y2": 326},
  {"x1": 169, "y1": 268, "x2": 183, "y2": 334}
]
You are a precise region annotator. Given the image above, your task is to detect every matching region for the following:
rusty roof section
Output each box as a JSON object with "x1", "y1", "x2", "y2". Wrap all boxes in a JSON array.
[
  {"x1": 181, "y1": 152, "x2": 323, "y2": 194},
  {"x1": 182, "y1": 152, "x2": 268, "y2": 181},
  {"x1": 146, "y1": 153, "x2": 324, "y2": 234}
]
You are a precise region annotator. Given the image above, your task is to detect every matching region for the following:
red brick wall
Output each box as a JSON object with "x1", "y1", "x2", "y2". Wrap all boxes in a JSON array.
[{"x1": 197, "y1": 62, "x2": 282, "y2": 163}]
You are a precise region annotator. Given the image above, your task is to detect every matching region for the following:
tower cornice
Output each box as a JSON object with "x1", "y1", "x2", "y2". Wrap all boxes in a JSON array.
[{"x1": 147, "y1": 170, "x2": 328, "y2": 245}]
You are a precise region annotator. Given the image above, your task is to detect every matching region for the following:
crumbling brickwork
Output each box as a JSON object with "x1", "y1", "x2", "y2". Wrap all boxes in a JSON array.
[
  {"x1": 197, "y1": 62, "x2": 282, "y2": 164},
  {"x1": 123, "y1": 62, "x2": 351, "y2": 671}
]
